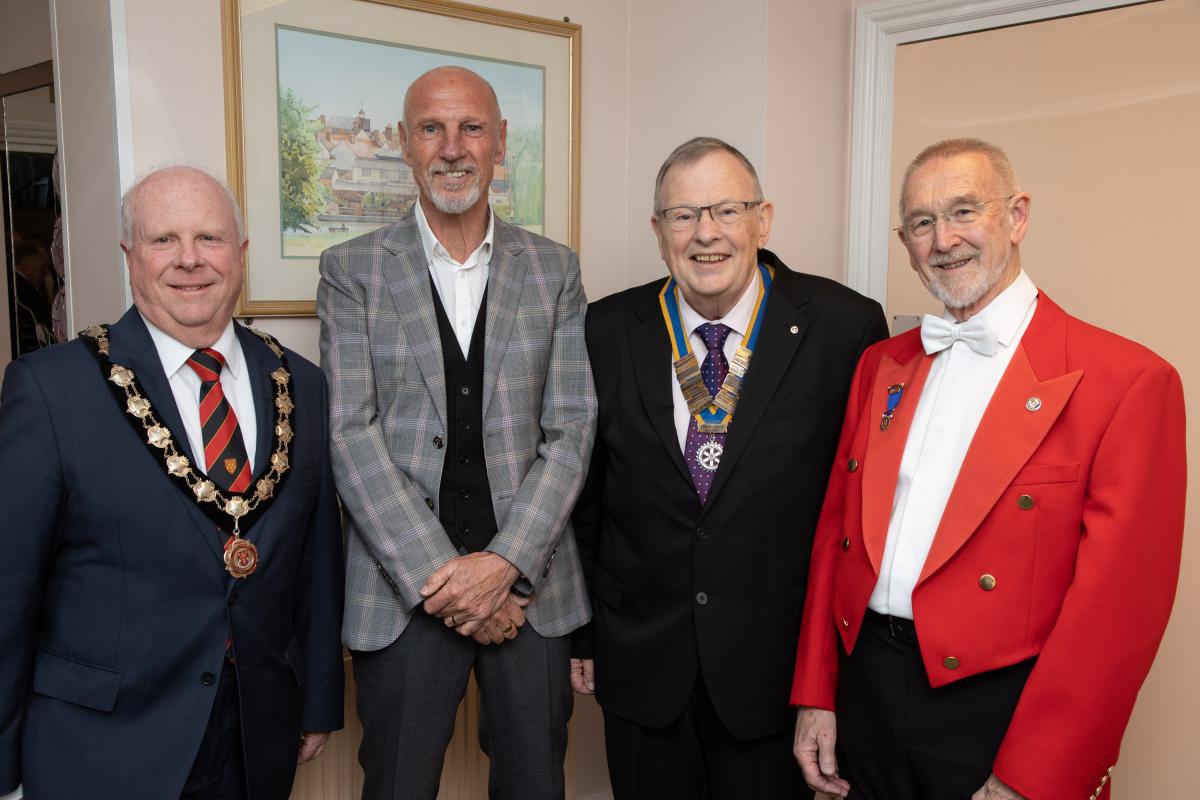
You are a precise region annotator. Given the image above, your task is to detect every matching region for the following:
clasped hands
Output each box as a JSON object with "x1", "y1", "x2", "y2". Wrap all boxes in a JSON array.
[
  {"x1": 420, "y1": 551, "x2": 527, "y2": 645},
  {"x1": 793, "y1": 707, "x2": 1027, "y2": 800}
]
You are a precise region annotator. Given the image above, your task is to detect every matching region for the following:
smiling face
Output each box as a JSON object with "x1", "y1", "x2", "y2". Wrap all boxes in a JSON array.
[
  {"x1": 121, "y1": 167, "x2": 246, "y2": 348},
  {"x1": 401, "y1": 66, "x2": 506, "y2": 220},
  {"x1": 898, "y1": 152, "x2": 1029, "y2": 320},
  {"x1": 651, "y1": 150, "x2": 774, "y2": 320}
]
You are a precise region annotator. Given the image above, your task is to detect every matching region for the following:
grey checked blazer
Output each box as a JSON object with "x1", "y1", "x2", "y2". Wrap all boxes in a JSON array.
[{"x1": 318, "y1": 212, "x2": 596, "y2": 651}]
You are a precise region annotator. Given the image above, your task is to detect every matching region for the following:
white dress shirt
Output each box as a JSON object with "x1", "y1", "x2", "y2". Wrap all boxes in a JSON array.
[
  {"x1": 671, "y1": 274, "x2": 760, "y2": 451},
  {"x1": 868, "y1": 271, "x2": 1038, "y2": 619},
  {"x1": 415, "y1": 198, "x2": 494, "y2": 357},
  {"x1": 142, "y1": 316, "x2": 257, "y2": 474}
]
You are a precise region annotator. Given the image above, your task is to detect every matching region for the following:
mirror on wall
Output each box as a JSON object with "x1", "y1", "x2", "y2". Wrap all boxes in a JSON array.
[{"x1": 1, "y1": 80, "x2": 61, "y2": 362}]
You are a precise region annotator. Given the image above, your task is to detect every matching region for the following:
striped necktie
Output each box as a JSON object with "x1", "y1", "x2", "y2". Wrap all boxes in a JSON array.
[{"x1": 186, "y1": 348, "x2": 251, "y2": 493}]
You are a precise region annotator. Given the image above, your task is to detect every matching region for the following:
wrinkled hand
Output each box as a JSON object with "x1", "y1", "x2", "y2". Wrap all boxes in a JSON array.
[
  {"x1": 297, "y1": 731, "x2": 331, "y2": 764},
  {"x1": 470, "y1": 594, "x2": 530, "y2": 645},
  {"x1": 972, "y1": 774, "x2": 1026, "y2": 800},
  {"x1": 570, "y1": 658, "x2": 595, "y2": 694},
  {"x1": 420, "y1": 552, "x2": 520, "y2": 636},
  {"x1": 793, "y1": 707, "x2": 850, "y2": 797}
]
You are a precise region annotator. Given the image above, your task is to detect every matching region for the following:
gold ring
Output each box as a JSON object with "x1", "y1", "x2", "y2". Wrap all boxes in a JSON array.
[{"x1": 501, "y1": 624, "x2": 515, "y2": 634}]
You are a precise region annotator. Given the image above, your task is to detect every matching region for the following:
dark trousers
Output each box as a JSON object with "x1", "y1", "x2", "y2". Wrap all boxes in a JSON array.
[
  {"x1": 352, "y1": 610, "x2": 572, "y2": 800},
  {"x1": 181, "y1": 659, "x2": 247, "y2": 800},
  {"x1": 836, "y1": 611, "x2": 1034, "y2": 800},
  {"x1": 603, "y1": 672, "x2": 809, "y2": 800}
]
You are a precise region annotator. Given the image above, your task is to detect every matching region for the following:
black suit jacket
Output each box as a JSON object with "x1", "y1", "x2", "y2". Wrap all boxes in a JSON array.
[
  {"x1": 0, "y1": 309, "x2": 344, "y2": 799},
  {"x1": 573, "y1": 250, "x2": 887, "y2": 740}
]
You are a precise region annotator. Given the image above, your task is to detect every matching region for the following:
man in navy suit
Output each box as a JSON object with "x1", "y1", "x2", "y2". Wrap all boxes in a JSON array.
[{"x1": 0, "y1": 166, "x2": 344, "y2": 799}]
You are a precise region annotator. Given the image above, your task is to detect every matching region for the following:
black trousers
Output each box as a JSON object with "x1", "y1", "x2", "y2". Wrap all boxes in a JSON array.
[
  {"x1": 836, "y1": 611, "x2": 1034, "y2": 800},
  {"x1": 603, "y1": 671, "x2": 810, "y2": 800},
  {"x1": 180, "y1": 658, "x2": 247, "y2": 800},
  {"x1": 352, "y1": 610, "x2": 573, "y2": 800}
]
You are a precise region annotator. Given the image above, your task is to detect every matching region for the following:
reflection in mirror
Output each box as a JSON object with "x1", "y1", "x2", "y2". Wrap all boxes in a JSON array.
[{"x1": 2, "y1": 84, "x2": 61, "y2": 361}]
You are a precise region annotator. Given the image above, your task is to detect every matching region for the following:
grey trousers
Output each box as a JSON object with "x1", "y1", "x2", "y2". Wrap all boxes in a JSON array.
[{"x1": 352, "y1": 609, "x2": 572, "y2": 800}]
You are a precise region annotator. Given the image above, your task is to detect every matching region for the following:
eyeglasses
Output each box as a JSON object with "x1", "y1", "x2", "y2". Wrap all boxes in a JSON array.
[
  {"x1": 658, "y1": 201, "x2": 763, "y2": 232},
  {"x1": 896, "y1": 195, "x2": 1015, "y2": 239}
]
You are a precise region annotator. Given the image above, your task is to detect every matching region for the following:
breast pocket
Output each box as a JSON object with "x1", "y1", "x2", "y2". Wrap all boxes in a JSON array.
[{"x1": 1012, "y1": 462, "x2": 1079, "y2": 485}]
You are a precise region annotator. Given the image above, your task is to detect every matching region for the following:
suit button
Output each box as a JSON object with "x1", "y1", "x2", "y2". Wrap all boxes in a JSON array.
[
  {"x1": 979, "y1": 574, "x2": 997, "y2": 591},
  {"x1": 696, "y1": 527, "x2": 710, "y2": 540},
  {"x1": 943, "y1": 656, "x2": 960, "y2": 670},
  {"x1": 460, "y1": 385, "x2": 471, "y2": 396},
  {"x1": 201, "y1": 671, "x2": 216, "y2": 686},
  {"x1": 227, "y1": 591, "x2": 239, "y2": 607},
  {"x1": 1017, "y1": 494, "x2": 1035, "y2": 510},
  {"x1": 424, "y1": 497, "x2": 434, "y2": 510},
  {"x1": 848, "y1": 458, "x2": 859, "y2": 473},
  {"x1": 695, "y1": 592, "x2": 708, "y2": 606},
  {"x1": 432, "y1": 436, "x2": 444, "y2": 449},
  {"x1": 841, "y1": 537, "x2": 851, "y2": 551}
]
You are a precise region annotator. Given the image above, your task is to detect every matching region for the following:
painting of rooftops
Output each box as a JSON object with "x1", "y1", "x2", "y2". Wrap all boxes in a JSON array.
[{"x1": 275, "y1": 26, "x2": 545, "y2": 258}]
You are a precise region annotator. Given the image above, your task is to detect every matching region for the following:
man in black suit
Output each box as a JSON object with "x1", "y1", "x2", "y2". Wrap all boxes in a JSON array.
[
  {"x1": 571, "y1": 137, "x2": 887, "y2": 798},
  {"x1": 0, "y1": 166, "x2": 344, "y2": 799}
]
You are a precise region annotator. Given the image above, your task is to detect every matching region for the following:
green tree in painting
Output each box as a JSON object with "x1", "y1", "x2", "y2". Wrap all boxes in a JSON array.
[
  {"x1": 278, "y1": 88, "x2": 325, "y2": 233},
  {"x1": 505, "y1": 126, "x2": 544, "y2": 227}
]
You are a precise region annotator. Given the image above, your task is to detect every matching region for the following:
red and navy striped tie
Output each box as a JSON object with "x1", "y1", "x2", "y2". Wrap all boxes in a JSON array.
[{"x1": 186, "y1": 348, "x2": 251, "y2": 493}]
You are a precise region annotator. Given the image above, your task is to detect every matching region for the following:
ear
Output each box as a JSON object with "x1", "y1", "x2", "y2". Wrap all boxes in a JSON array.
[
  {"x1": 650, "y1": 214, "x2": 669, "y2": 260},
  {"x1": 755, "y1": 200, "x2": 774, "y2": 248},
  {"x1": 1007, "y1": 192, "x2": 1031, "y2": 245},
  {"x1": 398, "y1": 124, "x2": 414, "y2": 168},
  {"x1": 495, "y1": 118, "x2": 508, "y2": 164}
]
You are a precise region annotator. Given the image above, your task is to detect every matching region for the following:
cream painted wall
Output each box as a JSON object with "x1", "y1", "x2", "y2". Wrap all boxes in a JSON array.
[{"x1": 888, "y1": 2, "x2": 1200, "y2": 795}]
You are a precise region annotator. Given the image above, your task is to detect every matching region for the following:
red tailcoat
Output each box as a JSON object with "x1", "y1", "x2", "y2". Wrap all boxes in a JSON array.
[{"x1": 791, "y1": 294, "x2": 1186, "y2": 799}]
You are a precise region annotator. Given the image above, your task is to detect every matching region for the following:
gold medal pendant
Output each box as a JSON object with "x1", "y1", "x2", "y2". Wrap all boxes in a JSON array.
[{"x1": 224, "y1": 536, "x2": 260, "y2": 579}]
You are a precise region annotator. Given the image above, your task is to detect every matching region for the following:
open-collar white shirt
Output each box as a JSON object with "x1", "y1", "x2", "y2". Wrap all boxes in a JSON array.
[
  {"x1": 415, "y1": 198, "x2": 494, "y2": 357},
  {"x1": 142, "y1": 315, "x2": 257, "y2": 474},
  {"x1": 868, "y1": 270, "x2": 1038, "y2": 619}
]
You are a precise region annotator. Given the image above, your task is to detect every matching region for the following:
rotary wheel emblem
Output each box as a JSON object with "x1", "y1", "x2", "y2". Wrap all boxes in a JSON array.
[{"x1": 696, "y1": 440, "x2": 723, "y2": 472}]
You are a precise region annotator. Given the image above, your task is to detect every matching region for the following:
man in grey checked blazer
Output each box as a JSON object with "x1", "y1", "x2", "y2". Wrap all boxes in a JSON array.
[{"x1": 317, "y1": 67, "x2": 596, "y2": 799}]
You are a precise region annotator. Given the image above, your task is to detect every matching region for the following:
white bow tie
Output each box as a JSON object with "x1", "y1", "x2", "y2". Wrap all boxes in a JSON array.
[{"x1": 920, "y1": 313, "x2": 997, "y2": 357}]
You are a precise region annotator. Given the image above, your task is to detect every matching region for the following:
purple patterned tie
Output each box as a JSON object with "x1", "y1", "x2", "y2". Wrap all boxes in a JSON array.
[{"x1": 683, "y1": 322, "x2": 732, "y2": 503}]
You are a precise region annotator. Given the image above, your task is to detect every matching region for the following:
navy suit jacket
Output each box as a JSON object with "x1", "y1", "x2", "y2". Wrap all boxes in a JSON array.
[{"x1": 0, "y1": 309, "x2": 344, "y2": 799}]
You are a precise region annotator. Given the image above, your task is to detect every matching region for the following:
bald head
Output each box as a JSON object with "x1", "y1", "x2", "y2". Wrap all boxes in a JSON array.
[
  {"x1": 121, "y1": 166, "x2": 244, "y2": 245},
  {"x1": 402, "y1": 66, "x2": 501, "y2": 131}
]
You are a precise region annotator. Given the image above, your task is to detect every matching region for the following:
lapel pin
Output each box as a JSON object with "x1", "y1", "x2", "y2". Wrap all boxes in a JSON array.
[
  {"x1": 789, "y1": 325, "x2": 799, "y2": 334},
  {"x1": 1026, "y1": 396, "x2": 1042, "y2": 412},
  {"x1": 880, "y1": 383, "x2": 905, "y2": 431}
]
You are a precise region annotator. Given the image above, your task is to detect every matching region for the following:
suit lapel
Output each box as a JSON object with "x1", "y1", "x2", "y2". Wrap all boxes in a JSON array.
[
  {"x1": 631, "y1": 284, "x2": 693, "y2": 486},
  {"x1": 482, "y1": 221, "x2": 528, "y2": 418},
  {"x1": 918, "y1": 297, "x2": 1081, "y2": 583},
  {"x1": 702, "y1": 268, "x2": 809, "y2": 511},
  {"x1": 383, "y1": 215, "x2": 448, "y2": 430},
  {"x1": 859, "y1": 337, "x2": 932, "y2": 574},
  {"x1": 106, "y1": 309, "x2": 222, "y2": 561},
  {"x1": 234, "y1": 324, "x2": 275, "y2": 477}
]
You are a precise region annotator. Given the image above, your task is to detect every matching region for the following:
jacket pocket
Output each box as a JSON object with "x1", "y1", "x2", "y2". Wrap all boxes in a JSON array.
[
  {"x1": 1011, "y1": 462, "x2": 1079, "y2": 485},
  {"x1": 33, "y1": 648, "x2": 124, "y2": 712}
]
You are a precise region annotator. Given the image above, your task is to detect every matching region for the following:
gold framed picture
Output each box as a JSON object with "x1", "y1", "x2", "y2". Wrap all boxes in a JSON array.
[{"x1": 221, "y1": 0, "x2": 581, "y2": 316}]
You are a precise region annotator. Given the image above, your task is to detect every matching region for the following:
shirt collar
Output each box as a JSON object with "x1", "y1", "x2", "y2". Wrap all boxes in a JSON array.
[
  {"x1": 414, "y1": 196, "x2": 494, "y2": 269},
  {"x1": 942, "y1": 269, "x2": 1037, "y2": 349},
  {"x1": 677, "y1": 268, "x2": 761, "y2": 343},
  {"x1": 141, "y1": 314, "x2": 243, "y2": 380}
]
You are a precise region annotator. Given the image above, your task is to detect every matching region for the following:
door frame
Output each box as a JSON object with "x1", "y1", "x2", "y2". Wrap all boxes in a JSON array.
[{"x1": 846, "y1": 0, "x2": 1153, "y2": 306}]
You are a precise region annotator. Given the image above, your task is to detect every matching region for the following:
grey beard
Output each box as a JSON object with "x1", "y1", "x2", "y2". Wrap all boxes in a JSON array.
[{"x1": 425, "y1": 180, "x2": 483, "y2": 215}]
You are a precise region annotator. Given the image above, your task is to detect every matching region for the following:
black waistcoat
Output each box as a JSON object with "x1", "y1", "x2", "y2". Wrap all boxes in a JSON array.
[{"x1": 431, "y1": 279, "x2": 498, "y2": 553}]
